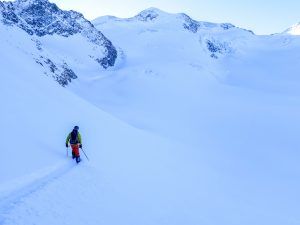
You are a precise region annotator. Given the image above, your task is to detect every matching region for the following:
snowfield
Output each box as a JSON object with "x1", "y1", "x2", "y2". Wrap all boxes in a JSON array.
[{"x1": 1, "y1": 3, "x2": 300, "y2": 225}]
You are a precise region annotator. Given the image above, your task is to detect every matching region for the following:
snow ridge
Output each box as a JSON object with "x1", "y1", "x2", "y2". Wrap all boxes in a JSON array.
[{"x1": 284, "y1": 22, "x2": 300, "y2": 35}]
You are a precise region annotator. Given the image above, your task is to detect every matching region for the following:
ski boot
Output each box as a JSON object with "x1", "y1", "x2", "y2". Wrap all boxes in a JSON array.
[{"x1": 76, "y1": 156, "x2": 81, "y2": 163}]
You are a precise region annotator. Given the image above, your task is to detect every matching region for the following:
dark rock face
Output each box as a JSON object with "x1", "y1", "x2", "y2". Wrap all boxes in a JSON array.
[
  {"x1": 1, "y1": 2, "x2": 19, "y2": 25},
  {"x1": 181, "y1": 14, "x2": 200, "y2": 33},
  {"x1": 206, "y1": 39, "x2": 232, "y2": 59},
  {"x1": 60, "y1": 65, "x2": 78, "y2": 86},
  {"x1": 0, "y1": 0, "x2": 117, "y2": 72},
  {"x1": 12, "y1": 0, "x2": 84, "y2": 37},
  {"x1": 135, "y1": 9, "x2": 159, "y2": 21},
  {"x1": 35, "y1": 56, "x2": 78, "y2": 87},
  {"x1": 220, "y1": 23, "x2": 235, "y2": 30},
  {"x1": 180, "y1": 14, "x2": 236, "y2": 34}
]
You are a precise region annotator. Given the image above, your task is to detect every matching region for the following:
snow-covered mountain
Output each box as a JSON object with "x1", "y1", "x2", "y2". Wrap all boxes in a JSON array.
[
  {"x1": 94, "y1": 8, "x2": 255, "y2": 59},
  {"x1": 1, "y1": 2, "x2": 300, "y2": 225},
  {"x1": 283, "y1": 22, "x2": 300, "y2": 35},
  {"x1": 0, "y1": 0, "x2": 117, "y2": 86}
]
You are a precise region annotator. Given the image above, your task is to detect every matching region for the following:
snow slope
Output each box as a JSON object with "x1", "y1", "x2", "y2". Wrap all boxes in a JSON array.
[
  {"x1": 89, "y1": 8, "x2": 300, "y2": 142},
  {"x1": 0, "y1": 19, "x2": 204, "y2": 225},
  {"x1": 89, "y1": 9, "x2": 300, "y2": 224},
  {"x1": 1, "y1": 5, "x2": 300, "y2": 225}
]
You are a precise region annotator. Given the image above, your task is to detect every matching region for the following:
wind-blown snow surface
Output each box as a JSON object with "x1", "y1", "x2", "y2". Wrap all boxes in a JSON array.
[{"x1": 1, "y1": 7, "x2": 300, "y2": 225}]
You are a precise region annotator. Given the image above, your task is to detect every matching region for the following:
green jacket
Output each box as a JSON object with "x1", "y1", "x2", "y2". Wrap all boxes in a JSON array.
[{"x1": 66, "y1": 131, "x2": 82, "y2": 145}]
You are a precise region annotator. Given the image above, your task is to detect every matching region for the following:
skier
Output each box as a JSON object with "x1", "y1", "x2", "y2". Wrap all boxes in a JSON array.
[{"x1": 66, "y1": 126, "x2": 82, "y2": 163}]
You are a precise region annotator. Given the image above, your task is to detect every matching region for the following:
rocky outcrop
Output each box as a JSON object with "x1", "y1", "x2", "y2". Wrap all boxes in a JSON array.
[{"x1": 1, "y1": 0, "x2": 117, "y2": 74}]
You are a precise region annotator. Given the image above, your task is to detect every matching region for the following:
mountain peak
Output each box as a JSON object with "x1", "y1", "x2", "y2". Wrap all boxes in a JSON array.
[
  {"x1": 284, "y1": 22, "x2": 300, "y2": 35},
  {"x1": 134, "y1": 7, "x2": 169, "y2": 21},
  {"x1": 139, "y1": 7, "x2": 166, "y2": 14}
]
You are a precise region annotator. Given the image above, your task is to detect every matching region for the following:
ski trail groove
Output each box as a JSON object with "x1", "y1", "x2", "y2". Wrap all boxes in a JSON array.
[{"x1": 0, "y1": 160, "x2": 74, "y2": 223}]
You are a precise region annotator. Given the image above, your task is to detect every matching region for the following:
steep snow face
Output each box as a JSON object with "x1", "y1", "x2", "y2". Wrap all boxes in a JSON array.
[
  {"x1": 0, "y1": 0, "x2": 118, "y2": 86},
  {"x1": 284, "y1": 22, "x2": 300, "y2": 35}
]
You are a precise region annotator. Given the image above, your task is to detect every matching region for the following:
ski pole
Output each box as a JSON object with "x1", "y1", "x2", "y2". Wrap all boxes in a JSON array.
[{"x1": 81, "y1": 148, "x2": 89, "y2": 161}]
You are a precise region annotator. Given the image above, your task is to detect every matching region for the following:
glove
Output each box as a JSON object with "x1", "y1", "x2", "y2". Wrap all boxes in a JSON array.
[
  {"x1": 79, "y1": 144, "x2": 82, "y2": 148},
  {"x1": 66, "y1": 143, "x2": 68, "y2": 148}
]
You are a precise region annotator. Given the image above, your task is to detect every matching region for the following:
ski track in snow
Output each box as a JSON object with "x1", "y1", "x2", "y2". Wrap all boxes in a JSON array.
[
  {"x1": 0, "y1": 159, "x2": 76, "y2": 224},
  {"x1": 0, "y1": 160, "x2": 115, "y2": 225}
]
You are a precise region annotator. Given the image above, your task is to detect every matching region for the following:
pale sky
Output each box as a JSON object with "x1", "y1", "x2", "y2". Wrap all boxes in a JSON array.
[{"x1": 8, "y1": 0, "x2": 300, "y2": 34}]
